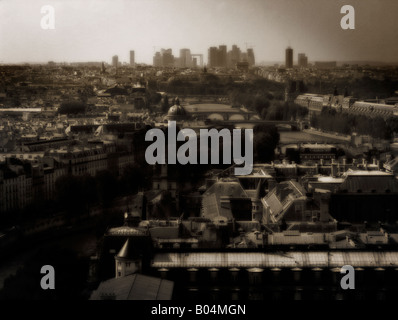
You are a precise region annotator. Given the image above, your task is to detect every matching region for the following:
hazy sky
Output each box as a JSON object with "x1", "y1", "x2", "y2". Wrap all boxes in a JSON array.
[{"x1": 1, "y1": 0, "x2": 398, "y2": 65}]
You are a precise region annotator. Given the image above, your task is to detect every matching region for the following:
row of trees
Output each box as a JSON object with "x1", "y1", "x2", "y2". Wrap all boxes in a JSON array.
[
  {"x1": 310, "y1": 107, "x2": 398, "y2": 140},
  {"x1": 253, "y1": 124, "x2": 280, "y2": 162},
  {"x1": 257, "y1": 101, "x2": 308, "y2": 121},
  {"x1": 306, "y1": 76, "x2": 398, "y2": 100}
]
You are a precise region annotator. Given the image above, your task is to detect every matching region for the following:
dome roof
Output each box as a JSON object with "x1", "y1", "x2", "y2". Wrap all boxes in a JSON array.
[{"x1": 167, "y1": 104, "x2": 186, "y2": 116}]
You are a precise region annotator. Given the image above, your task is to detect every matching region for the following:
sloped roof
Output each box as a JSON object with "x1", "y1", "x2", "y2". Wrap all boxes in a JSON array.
[
  {"x1": 262, "y1": 180, "x2": 307, "y2": 223},
  {"x1": 89, "y1": 274, "x2": 173, "y2": 300},
  {"x1": 116, "y1": 238, "x2": 141, "y2": 259},
  {"x1": 384, "y1": 157, "x2": 398, "y2": 172},
  {"x1": 201, "y1": 179, "x2": 248, "y2": 221}
]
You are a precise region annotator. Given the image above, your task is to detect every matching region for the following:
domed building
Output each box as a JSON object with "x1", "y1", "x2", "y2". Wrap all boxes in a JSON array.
[{"x1": 165, "y1": 97, "x2": 188, "y2": 121}]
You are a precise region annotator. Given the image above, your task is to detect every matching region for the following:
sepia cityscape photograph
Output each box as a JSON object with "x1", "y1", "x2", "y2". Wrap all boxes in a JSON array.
[{"x1": 1, "y1": 0, "x2": 398, "y2": 306}]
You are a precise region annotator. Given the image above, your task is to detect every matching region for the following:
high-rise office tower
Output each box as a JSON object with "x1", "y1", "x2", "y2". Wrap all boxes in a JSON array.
[
  {"x1": 112, "y1": 55, "x2": 119, "y2": 68},
  {"x1": 285, "y1": 47, "x2": 293, "y2": 68},
  {"x1": 130, "y1": 51, "x2": 135, "y2": 66},
  {"x1": 298, "y1": 53, "x2": 308, "y2": 68}
]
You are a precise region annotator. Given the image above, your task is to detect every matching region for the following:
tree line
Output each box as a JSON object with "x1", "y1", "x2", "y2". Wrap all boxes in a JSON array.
[{"x1": 310, "y1": 106, "x2": 398, "y2": 140}]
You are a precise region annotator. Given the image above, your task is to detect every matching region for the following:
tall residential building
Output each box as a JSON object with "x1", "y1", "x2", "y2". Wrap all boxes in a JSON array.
[
  {"x1": 130, "y1": 51, "x2": 135, "y2": 66},
  {"x1": 285, "y1": 47, "x2": 293, "y2": 68},
  {"x1": 298, "y1": 53, "x2": 308, "y2": 68},
  {"x1": 112, "y1": 55, "x2": 119, "y2": 68}
]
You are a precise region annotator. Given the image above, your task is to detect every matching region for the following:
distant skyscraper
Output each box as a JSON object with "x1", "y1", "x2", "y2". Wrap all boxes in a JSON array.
[
  {"x1": 179, "y1": 48, "x2": 192, "y2": 68},
  {"x1": 247, "y1": 48, "x2": 255, "y2": 67},
  {"x1": 285, "y1": 47, "x2": 293, "y2": 68},
  {"x1": 218, "y1": 45, "x2": 227, "y2": 68},
  {"x1": 130, "y1": 51, "x2": 135, "y2": 66},
  {"x1": 153, "y1": 49, "x2": 174, "y2": 67},
  {"x1": 227, "y1": 44, "x2": 242, "y2": 68},
  {"x1": 208, "y1": 47, "x2": 218, "y2": 68},
  {"x1": 298, "y1": 53, "x2": 308, "y2": 68},
  {"x1": 153, "y1": 52, "x2": 162, "y2": 67},
  {"x1": 112, "y1": 55, "x2": 119, "y2": 68},
  {"x1": 161, "y1": 49, "x2": 174, "y2": 67}
]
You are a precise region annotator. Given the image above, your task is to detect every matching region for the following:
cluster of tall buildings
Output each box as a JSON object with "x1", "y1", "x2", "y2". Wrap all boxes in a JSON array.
[
  {"x1": 286, "y1": 47, "x2": 308, "y2": 69},
  {"x1": 285, "y1": 47, "x2": 337, "y2": 69},
  {"x1": 152, "y1": 45, "x2": 255, "y2": 69},
  {"x1": 111, "y1": 50, "x2": 135, "y2": 68},
  {"x1": 153, "y1": 48, "x2": 203, "y2": 68},
  {"x1": 208, "y1": 44, "x2": 255, "y2": 68}
]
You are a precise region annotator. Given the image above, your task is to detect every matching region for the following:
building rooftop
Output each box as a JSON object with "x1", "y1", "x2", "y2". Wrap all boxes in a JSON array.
[
  {"x1": 106, "y1": 226, "x2": 147, "y2": 237},
  {"x1": 151, "y1": 251, "x2": 398, "y2": 269},
  {"x1": 201, "y1": 179, "x2": 248, "y2": 221},
  {"x1": 89, "y1": 274, "x2": 174, "y2": 300},
  {"x1": 338, "y1": 169, "x2": 398, "y2": 193}
]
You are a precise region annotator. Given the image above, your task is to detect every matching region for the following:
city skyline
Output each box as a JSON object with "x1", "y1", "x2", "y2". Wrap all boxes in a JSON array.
[{"x1": 1, "y1": 0, "x2": 398, "y2": 65}]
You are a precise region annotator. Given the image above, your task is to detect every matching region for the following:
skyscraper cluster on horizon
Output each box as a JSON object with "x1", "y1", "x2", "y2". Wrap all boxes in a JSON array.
[
  {"x1": 285, "y1": 47, "x2": 336, "y2": 69},
  {"x1": 208, "y1": 44, "x2": 255, "y2": 68},
  {"x1": 286, "y1": 47, "x2": 309, "y2": 68},
  {"x1": 152, "y1": 45, "x2": 254, "y2": 69}
]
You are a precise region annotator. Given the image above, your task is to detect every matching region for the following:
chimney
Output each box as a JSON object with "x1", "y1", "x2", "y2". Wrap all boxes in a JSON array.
[{"x1": 331, "y1": 162, "x2": 338, "y2": 177}]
